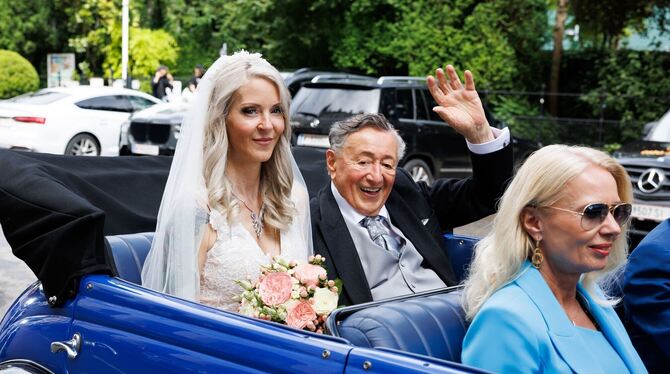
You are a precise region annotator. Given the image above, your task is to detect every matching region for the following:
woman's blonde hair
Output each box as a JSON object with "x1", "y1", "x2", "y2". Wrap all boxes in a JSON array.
[
  {"x1": 462, "y1": 144, "x2": 632, "y2": 320},
  {"x1": 202, "y1": 51, "x2": 294, "y2": 230}
]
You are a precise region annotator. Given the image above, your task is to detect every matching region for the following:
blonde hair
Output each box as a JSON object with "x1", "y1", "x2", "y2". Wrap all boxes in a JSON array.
[
  {"x1": 202, "y1": 51, "x2": 295, "y2": 230},
  {"x1": 462, "y1": 144, "x2": 632, "y2": 320}
]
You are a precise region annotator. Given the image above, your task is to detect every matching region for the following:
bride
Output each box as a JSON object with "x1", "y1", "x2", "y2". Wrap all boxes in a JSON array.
[{"x1": 141, "y1": 51, "x2": 313, "y2": 311}]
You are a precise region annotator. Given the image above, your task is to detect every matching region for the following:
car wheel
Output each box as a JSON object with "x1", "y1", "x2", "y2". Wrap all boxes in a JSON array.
[
  {"x1": 403, "y1": 159, "x2": 433, "y2": 184},
  {"x1": 65, "y1": 134, "x2": 100, "y2": 156}
]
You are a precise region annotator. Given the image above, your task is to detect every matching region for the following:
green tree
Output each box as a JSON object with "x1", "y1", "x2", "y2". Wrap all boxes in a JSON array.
[
  {"x1": 0, "y1": 1, "x2": 69, "y2": 73},
  {"x1": 65, "y1": 0, "x2": 123, "y2": 75},
  {"x1": 548, "y1": 1, "x2": 669, "y2": 117},
  {"x1": 581, "y1": 50, "x2": 670, "y2": 143},
  {"x1": 571, "y1": 0, "x2": 657, "y2": 49},
  {"x1": 0, "y1": 50, "x2": 39, "y2": 98},
  {"x1": 163, "y1": 0, "x2": 271, "y2": 75},
  {"x1": 331, "y1": 0, "x2": 546, "y2": 89},
  {"x1": 103, "y1": 26, "x2": 179, "y2": 79},
  {"x1": 66, "y1": 0, "x2": 179, "y2": 79},
  {"x1": 258, "y1": 0, "x2": 349, "y2": 69}
]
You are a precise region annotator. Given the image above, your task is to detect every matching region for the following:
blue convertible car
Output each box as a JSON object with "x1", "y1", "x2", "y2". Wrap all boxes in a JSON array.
[{"x1": 0, "y1": 148, "x2": 484, "y2": 373}]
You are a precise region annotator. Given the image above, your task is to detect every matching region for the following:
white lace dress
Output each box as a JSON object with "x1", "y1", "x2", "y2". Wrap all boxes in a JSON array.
[{"x1": 199, "y1": 186, "x2": 312, "y2": 312}]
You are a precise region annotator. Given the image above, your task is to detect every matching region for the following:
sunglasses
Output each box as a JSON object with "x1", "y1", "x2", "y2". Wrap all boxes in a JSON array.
[{"x1": 541, "y1": 202, "x2": 632, "y2": 230}]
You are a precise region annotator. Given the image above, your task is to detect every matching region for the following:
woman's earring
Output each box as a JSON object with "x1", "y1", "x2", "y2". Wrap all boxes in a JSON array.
[{"x1": 531, "y1": 239, "x2": 543, "y2": 269}]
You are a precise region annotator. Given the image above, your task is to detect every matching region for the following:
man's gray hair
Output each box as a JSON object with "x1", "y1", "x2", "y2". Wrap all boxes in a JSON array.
[{"x1": 329, "y1": 113, "x2": 406, "y2": 159}]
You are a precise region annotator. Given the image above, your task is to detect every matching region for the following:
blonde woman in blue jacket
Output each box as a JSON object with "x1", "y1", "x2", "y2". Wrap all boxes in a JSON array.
[{"x1": 462, "y1": 145, "x2": 647, "y2": 373}]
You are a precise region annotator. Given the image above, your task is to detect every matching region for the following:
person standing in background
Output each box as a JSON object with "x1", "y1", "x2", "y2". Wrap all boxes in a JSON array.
[
  {"x1": 152, "y1": 65, "x2": 174, "y2": 101},
  {"x1": 188, "y1": 64, "x2": 206, "y2": 93}
]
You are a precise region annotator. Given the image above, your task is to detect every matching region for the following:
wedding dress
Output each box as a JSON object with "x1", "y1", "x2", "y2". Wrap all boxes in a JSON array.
[
  {"x1": 200, "y1": 184, "x2": 311, "y2": 311},
  {"x1": 141, "y1": 52, "x2": 314, "y2": 305}
]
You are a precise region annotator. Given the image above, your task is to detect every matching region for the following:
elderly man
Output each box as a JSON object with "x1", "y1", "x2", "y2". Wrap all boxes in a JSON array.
[{"x1": 311, "y1": 66, "x2": 514, "y2": 305}]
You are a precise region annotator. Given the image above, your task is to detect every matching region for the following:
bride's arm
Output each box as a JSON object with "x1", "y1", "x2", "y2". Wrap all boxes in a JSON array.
[{"x1": 198, "y1": 224, "x2": 217, "y2": 273}]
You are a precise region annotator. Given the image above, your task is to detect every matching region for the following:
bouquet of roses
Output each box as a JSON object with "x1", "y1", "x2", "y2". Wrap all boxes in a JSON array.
[{"x1": 235, "y1": 254, "x2": 341, "y2": 333}]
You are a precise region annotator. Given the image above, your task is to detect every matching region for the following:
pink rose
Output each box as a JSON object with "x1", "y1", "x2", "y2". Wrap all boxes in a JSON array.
[
  {"x1": 293, "y1": 264, "x2": 327, "y2": 288},
  {"x1": 257, "y1": 272, "x2": 292, "y2": 306},
  {"x1": 286, "y1": 301, "x2": 317, "y2": 329}
]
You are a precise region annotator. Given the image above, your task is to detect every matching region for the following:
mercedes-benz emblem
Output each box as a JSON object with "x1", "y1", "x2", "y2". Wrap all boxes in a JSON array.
[{"x1": 637, "y1": 168, "x2": 666, "y2": 193}]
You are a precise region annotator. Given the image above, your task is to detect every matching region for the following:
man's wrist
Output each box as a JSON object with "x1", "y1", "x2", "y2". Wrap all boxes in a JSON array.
[
  {"x1": 465, "y1": 124, "x2": 494, "y2": 144},
  {"x1": 467, "y1": 127, "x2": 510, "y2": 155}
]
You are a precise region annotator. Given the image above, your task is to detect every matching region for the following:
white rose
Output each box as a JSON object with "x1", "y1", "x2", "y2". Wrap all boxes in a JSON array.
[
  {"x1": 238, "y1": 299, "x2": 257, "y2": 317},
  {"x1": 312, "y1": 287, "x2": 338, "y2": 315}
]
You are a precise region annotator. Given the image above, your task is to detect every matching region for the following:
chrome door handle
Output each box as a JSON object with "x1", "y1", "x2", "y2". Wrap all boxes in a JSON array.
[{"x1": 50, "y1": 332, "x2": 81, "y2": 359}]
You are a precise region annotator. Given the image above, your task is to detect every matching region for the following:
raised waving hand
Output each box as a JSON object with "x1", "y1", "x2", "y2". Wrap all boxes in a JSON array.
[{"x1": 427, "y1": 65, "x2": 494, "y2": 144}]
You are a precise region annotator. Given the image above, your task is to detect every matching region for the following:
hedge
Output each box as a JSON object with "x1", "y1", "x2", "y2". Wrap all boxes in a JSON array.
[{"x1": 0, "y1": 50, "x2": 39, "y2": 99}]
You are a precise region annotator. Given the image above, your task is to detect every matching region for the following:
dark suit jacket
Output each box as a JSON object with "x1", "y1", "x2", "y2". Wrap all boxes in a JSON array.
[
  {"x1": 624, "y1": 218, "x2": 670, "y2": 372},
  {"x1": 311, "y1": 144, "x2": 513, "y2": 306}
]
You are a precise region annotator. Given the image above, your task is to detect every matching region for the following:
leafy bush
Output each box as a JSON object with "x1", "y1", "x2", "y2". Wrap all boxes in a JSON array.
[
  {"x1": 0, "y1": 50, "x2": 39, "y2": 99},
  {"x1": 581, "y1": 50, "x2": 670, "y2": 143},
  {"x1": 487, "y1": 95, "x2": 560, "y2": 145}
]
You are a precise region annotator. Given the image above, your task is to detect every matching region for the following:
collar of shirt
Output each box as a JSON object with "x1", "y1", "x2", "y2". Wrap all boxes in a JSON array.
[{"x1": 330, "y1": 182, "x2": 391, "y2": 226}]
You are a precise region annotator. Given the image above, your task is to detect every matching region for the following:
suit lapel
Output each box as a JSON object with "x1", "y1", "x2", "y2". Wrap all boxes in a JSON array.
[
  {"x1": 578, "y1": 284, "x2": 647, "y2": 373},
  {"x1": 515, "y1": 264, "x2": 603, "y2": 374},
  {"x1": 386, "y1": 189, "x2": 456, "y2": 286},
  {"x1": 316, "y1": 187, "x2": 373, "y2": 305}
]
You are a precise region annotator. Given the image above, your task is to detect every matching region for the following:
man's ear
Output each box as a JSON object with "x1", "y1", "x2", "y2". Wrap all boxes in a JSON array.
[
  {"x1": 325, "y1": 149, "x2": 337, "y2": 179},
  {"x1": 521, "y1": 206, "x2": 543, "y2": 240}
]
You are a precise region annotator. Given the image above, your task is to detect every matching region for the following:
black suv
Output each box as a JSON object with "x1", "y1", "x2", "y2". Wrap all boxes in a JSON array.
[
  {"x1": 290, "y1": 75, "x2": 538, "y2": 182},
  {"x1": 613, "y1": 113, "x2": 670, "y2": 242},
  {"x1": 282, "y1": 68, "x2": 371, "y2": 97}
]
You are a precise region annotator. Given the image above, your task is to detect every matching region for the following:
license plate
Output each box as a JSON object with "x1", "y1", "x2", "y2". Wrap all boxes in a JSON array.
[
  {"x1": 132, "y1": 143, "x2": 159, "y2": 156},
  {"x1": 631, "y1": 203, "x2": 670, "y2": 222},
  {"x1": 297, "y1": 133, "x2": 330, "y2": 148}
]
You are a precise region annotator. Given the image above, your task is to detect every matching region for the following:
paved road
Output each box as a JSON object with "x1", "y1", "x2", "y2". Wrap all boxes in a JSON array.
[
  {"x1": 0, "y1": 225, "x2": 36, "y2": 317},
  {"x1": 0, "y1": 215, "x2": 494, "y2": 318}
]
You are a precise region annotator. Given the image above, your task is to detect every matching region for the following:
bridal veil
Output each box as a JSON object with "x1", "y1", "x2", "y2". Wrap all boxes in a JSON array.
[{"x1": 141, "y1": 52, "x2": 313, "y2": 301}]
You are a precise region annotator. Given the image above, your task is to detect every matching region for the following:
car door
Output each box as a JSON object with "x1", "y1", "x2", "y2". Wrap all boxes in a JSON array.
[
  {"x1": 74, "y1": 95, "x2": 134, "y2": 155},
  {"x1": 64, "y1": 276, "x2": 350, "y2": 373},
  {"x1": 415, "y1": 88, "x2": 471, "y2": 178}
]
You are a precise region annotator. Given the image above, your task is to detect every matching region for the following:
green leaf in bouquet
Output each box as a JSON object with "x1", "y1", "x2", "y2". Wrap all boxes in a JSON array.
[
  {"x1": 333, "y1": 278, "x2": 343, "y2": 295},
  {"x1": 235, "y1": 279, "x2": 255, "y2": 291}
]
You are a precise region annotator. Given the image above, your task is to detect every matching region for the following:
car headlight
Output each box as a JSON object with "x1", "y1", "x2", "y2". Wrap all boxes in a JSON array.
[{"x1": 174, "y1": 124, "x2": 181, "y2": 140}]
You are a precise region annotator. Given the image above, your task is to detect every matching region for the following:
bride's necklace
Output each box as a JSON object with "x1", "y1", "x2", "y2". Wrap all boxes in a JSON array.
[{"x1": 231, "y1": 191, "x2": 265, "y2": 238}]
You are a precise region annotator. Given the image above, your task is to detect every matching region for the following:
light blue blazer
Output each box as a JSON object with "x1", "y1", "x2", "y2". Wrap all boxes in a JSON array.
[{"x1": 462, "y1": 262, "x2": 647, "y2": 373}]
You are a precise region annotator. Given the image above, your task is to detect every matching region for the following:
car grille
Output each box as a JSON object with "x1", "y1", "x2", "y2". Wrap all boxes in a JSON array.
[
  {"x1": 623, "y1": 163, "x2": 670, "y2": 203},
  {"x1": 130, "y1": 122, "x2": 171, "y2": 144}
]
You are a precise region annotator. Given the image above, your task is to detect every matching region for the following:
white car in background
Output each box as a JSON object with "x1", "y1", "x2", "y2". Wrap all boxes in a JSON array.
[{"x1": 0, "y1": 86, "x2": 161, "y2": 156}]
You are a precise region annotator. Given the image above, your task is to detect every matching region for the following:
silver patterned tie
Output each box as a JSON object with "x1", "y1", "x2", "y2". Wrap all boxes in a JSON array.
[{"x1": 361, "y1": 216, "x2": 404, "y2": 258}]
